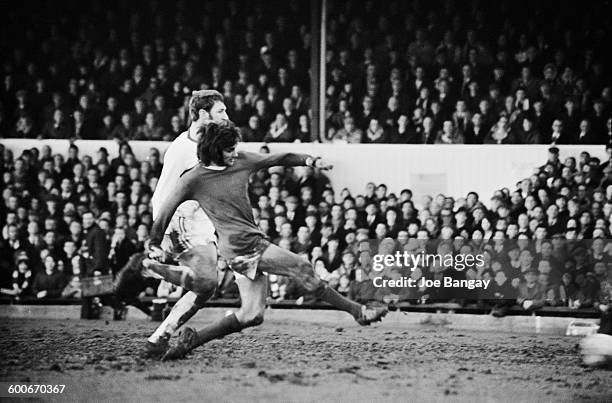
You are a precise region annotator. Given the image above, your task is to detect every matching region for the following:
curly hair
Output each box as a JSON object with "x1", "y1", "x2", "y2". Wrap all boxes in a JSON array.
[{"x1": 197, "y1": 121, "x2": 241, "y2": 166}]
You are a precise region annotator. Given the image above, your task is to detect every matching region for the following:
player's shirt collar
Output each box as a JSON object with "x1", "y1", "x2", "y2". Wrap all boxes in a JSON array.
[
  {"x1": 187, "y1": 127, "x2": 200, "y2": 143},
  {"x1": 202, "y1": 164, "x2": 227, "y2": 171}
]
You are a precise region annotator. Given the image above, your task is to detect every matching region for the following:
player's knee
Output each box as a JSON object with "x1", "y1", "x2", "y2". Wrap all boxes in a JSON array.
[
  {"x1": 301, "y1": 276, "x2": 322, "y2": 292},
  {"x1": 191, "y1": 276, "x2": 217, "y2": 298},
  {"x1": 295, "y1": 262, "x2": 321, "y2": 292}
]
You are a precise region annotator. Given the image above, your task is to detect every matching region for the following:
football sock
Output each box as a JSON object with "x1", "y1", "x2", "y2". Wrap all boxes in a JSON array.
[
  {"x1": 194, "y1": 313, "x2": 243, "y2": 347},
  {"x1": 315, "y1": 285, "x2": 362, "y2": 318},
  {"x1": 149, "y1": 292, "x2": 203, "y2": 344}
]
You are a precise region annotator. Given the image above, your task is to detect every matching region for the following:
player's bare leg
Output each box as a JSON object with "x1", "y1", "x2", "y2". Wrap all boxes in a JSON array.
[
  {"x1": 163, "y1": 273, "x2": 268, "y2": 360},
  {"x1": 259, "y1": 243, "x2": 387, "y2": 325}
]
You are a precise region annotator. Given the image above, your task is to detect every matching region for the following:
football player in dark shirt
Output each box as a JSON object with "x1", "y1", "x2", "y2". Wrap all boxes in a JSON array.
[{"x1": 148, "y1": 121, "x2": 387, "y2": 360}]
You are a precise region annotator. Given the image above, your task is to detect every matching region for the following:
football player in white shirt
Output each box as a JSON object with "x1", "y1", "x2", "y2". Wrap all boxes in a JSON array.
[{"x1": 115, "y1": 90, "x2": 228, "y2": 358}]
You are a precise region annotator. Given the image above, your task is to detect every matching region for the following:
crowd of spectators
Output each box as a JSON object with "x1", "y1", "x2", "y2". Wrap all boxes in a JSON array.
[
  {"x1": 0, "y1": 142, "x2": 171, "y2": 302},
  {"x1": 259, "y1": 145, "x2": 612, "y2": 314},
  {"x1": 1, "y1": 0, "x2": 312, "y2": 143},
  {"x1": 321, "y1": 0, "x2": 611, "y2": 144},
  {"x1": 1, "y1": 142, "x2": 611, "y2": 315},
  {"x1": 1, "y1": 0, "x2": 611, "y2": 145},
  {"x1": 1, "y1": 0, "x2": 611, "y2": 315}
]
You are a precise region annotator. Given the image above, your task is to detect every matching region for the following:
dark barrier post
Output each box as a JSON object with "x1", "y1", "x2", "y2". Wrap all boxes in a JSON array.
[{"x1": 310, "y1": 0, "x2": 325, "y2": 142}]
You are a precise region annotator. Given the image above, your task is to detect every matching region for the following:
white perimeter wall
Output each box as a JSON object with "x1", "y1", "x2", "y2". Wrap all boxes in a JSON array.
[{"x1": 2, "y1": 139, "x2": 608, "y2": 208}]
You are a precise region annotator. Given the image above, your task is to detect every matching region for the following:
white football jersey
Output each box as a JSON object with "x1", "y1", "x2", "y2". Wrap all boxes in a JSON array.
[{"x1": 151, "y1": 130, "x2": 216, "y2": 241}]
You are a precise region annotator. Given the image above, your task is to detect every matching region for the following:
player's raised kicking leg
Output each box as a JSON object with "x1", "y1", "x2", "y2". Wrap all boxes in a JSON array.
[{"x1": 258, "y1": 243, "x2": 383, "y2": 323}]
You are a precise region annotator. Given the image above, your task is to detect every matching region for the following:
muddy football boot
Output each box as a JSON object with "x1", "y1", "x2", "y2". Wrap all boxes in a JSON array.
[
  {"x1": 140, "y1": 336, "x2": 170, "y2": 360},
  {"x1": 355, "y1": 303, "x2": 388, "y2": 325},
  {"x1": 162, "y1": 327, "x2": 199, "y2": 361}
]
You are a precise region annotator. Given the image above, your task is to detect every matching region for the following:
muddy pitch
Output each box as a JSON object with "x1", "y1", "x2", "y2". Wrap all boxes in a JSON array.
[{"x1": 0, "y1": 316, "x2": 610, "y2": 402}]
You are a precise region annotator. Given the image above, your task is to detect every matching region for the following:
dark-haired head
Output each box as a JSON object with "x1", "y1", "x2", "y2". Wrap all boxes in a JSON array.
[
  {"x1": 189, "y1": 90, "x2": 226, "y2": 122},
  {"x1": 197, "y1": 121, "x2": 241, "y2": 167}
]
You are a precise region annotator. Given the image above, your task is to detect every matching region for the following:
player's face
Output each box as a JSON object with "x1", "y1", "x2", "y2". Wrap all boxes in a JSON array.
[
  {"x1": 222, "y1": 144, "x2": 238, "y2": 166},
  {"x1": 208, "y1": 101, "x2": 229, "y2": 122}
]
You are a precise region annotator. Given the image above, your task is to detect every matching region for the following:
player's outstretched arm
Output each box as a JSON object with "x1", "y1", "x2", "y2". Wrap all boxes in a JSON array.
[{"x1": 244, "y1": 151, "x2": 333, "y2": 171}]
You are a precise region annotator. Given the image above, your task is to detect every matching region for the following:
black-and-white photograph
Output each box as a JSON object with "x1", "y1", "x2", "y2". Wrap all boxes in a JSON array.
[{"x1": 0, "y1": 0, "x2": 611, "y2": 401}]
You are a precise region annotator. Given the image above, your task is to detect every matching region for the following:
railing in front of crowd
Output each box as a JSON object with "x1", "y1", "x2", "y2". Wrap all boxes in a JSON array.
[{"x1": 0, "y1": 296, "x2": 600, "y2": 319}]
